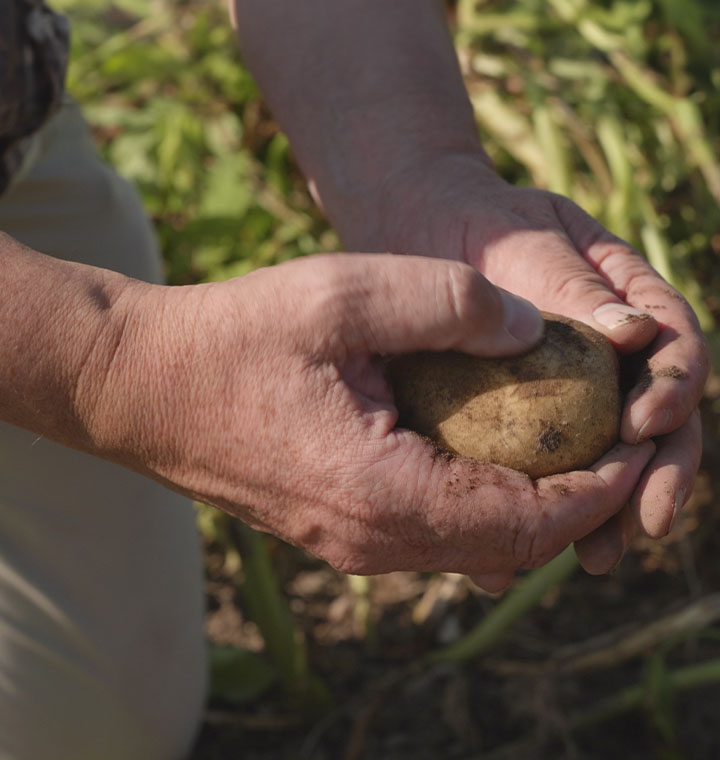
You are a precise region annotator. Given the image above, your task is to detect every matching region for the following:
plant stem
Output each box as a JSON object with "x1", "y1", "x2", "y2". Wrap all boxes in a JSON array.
[
  {"x1": 482, "y1": 657, "x2": 720, "y2": 760},
  {"x1": 573, "y1": 657, "x2": 720, "y2": 732},
  {"x1": 229, "y1": 521, "x2": 327, "y2": 710},
  {"x1": 430, "y1": 546, "x2": 579, "y2": 663}
]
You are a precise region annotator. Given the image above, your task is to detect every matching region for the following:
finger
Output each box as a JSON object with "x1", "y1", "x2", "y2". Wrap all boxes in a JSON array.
[
  {"x1": 619, "y1": 309, "x2": 708, "y2": 443},
  {"x1": 629, "y1": 409, "x2": 702, "y2": 538},
  {"x1": 469, "y1": 571, "x2": 515, "y2": 593},
  {"x1": 575, "y1": 410, "x2": 701, "y2": 571},
  {"x1": 545, "y1": 196, "x2": 660, "y2": 354},
  {"x1": 286, "y1": 253, "x2": 544, "y2": 357},
  {"x1": 405, "y1": 438, "x2": 655, "y2": 578},
  {"x1": 527, "y1": 439, "x2": 656, "y2": 565},
  {"x1": 482, "y1": 227, "x2": 658, "y2": 352},
  {"x1": 559, "y1": 205, "x2": 710, "y2": 442},
  {"x1": 574, "y1": 503, "x2": 637, "y2": 575}
]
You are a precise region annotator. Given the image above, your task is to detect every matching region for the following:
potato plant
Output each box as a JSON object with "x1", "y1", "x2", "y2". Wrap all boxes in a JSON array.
[{"x1": 50, "y1": 0, "x2": 720, "y2": 754}]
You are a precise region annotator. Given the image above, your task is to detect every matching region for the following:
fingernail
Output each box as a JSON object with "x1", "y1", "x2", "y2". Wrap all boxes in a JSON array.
[
  {"x1": 592, "y1": 303, "x2": 652, "y2": 330},
  {"x1": 669, "y1": 487, "x2": 686, "y2": 532},
  {"x1": 637, "y1": 407, "x2": 673, "y2": 442},
  {"x1": 500, "y1": 290, "x2": 544, "y2": 346}
]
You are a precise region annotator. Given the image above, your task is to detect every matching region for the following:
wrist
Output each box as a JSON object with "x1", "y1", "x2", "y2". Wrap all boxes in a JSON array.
[
  {"x1": 327, "y1": 150, "x2": 505, "y2": 253},
  {"x1": 232, "y1": 0, "x2": 500, "y2": 252},
  {"x1": 78, "y1": 278, "x2": 252, "y2": 491},
  {"x1": 73, "y1": 274, "x2": 161, "y2": 458},
  {"x1": 0, "y1": 235, "x2": 151, "y2": 453},
  {"x1": 307, "y1": 101, "x2": 493, "y2": 239}
]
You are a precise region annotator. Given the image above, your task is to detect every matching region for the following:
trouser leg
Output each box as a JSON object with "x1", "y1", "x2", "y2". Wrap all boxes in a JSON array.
[{"x1": 0, "y1": 98, "x2": 207, "y2": 760}]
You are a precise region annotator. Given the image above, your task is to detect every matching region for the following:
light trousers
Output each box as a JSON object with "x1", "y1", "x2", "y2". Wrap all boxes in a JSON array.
[{"x1": 0, "y1": 97, "x2": 207, "y2": 760}]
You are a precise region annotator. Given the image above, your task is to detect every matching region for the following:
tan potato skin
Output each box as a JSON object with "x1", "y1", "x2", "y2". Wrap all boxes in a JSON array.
[{"x1": 386, "y1": 313, "x2": 621, "y2": 478}]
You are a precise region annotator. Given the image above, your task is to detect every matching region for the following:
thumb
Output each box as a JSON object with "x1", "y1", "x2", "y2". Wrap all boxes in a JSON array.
[{"x1": 332, "y1": 253, "x2": 544, "y2": 357}]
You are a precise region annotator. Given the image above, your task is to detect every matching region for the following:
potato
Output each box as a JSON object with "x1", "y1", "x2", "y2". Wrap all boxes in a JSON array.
[{"x1": 386, "y1": 312, "x2": 620, "y2": 478}]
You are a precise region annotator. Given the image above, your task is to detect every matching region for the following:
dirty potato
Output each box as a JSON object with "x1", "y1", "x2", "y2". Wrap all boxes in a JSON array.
[{"x1": 386, "y1": 313, "x2": 621, "y2": 478}]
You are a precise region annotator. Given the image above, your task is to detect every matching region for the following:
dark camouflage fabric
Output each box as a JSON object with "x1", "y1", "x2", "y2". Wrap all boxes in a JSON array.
[{"x1": 0, "y1": 0, "x2": 69, "y2": 194}]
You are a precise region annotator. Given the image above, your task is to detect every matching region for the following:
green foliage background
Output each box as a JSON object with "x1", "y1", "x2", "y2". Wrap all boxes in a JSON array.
[
  {"x1": 53, "y1": 0, "x2": 720, "y2": 343},
  {"x1": 53, "y1": 0, "x2": 720, "y2": 342},
  {"x1": 455, "y1": 0, "x2": 720, "y2": 336},
  {"x1": 54, "y1": 0, "x2": 340, "y2": 286}
]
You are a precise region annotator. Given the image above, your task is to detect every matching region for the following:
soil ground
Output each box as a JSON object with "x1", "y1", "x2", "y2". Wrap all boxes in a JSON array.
[{"x1": 190, "y1": 390, "x2": 720, "y2": 760}]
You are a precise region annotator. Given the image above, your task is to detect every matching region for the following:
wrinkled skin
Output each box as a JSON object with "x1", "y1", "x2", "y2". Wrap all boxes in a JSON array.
[
  {"x1": 227, "y1": 0, "x2": 707, "y2": 586},
  {"x1": 335, "y1": 155, "x2": 709, "y2": 578},
  {"x1": 86, "y1": 253, "x2": 655, "y2": 591}
]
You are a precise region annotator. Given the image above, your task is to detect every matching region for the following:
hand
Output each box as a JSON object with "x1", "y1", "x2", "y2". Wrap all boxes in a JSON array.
[
  {"x1": 83, "y1": 253, "x2": 654, "y2": 587},
  {"x1": 346, "y1": 154, "x2": 709, "y2": 574}
]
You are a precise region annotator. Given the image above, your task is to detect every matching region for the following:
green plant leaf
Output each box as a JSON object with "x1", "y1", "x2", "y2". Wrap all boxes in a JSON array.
[{"x1": 209, "y1": 644, "x2": 277, "y2": 705}]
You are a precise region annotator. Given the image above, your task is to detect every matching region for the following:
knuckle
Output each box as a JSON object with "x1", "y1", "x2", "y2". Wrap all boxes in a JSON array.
[
  {"x1": 607, "y1": 251, "x2": 655, "y2": 284},
  {"x1": 305, "y1": 259, "x2": 345, "y2": 316},
  {"x1": 552, "y1": 267, "x2": 607, "y2": 304},
  {"x1": 612, "y1": 261, "x2": 668, "y2": 300},
  {"x1": 509, "y1": 511, "x2": 535, "y2": 568},
  {"x1": 445, "y1": 262, "x2": 492, "y2": 325},
  {"x1": 690, "y1": 332, "x2": 711, "y2": 381},
  {"x1": 511, "y1": 508, "x2": 558, "y2": 569},
  {"x1": 323, "y1": 530, "x2": 387, "y2": 576},
  {"x1": 318, "y1": 498, "x2": 386, "y2": 576},
  {"x1": 291, "y1": 256, "x2": 355, "y2": 354},
  {"x1": 471, "y1": 572, "x2": 514, "y2": 593},
  {"x1": 330, "y1": 552, "x2": 372, "y2": 576},
  {"x1": 317, "y1": 519, "x2": 372, "y2": 574}
]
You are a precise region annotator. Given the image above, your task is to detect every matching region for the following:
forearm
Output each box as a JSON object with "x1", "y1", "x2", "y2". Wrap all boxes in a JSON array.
[
  {"x1": 231, "y1": 0, "x2": 491, "y2": 246},
  {"x1": 0, "y1": 232, "x2": 140, "y2": 452}
]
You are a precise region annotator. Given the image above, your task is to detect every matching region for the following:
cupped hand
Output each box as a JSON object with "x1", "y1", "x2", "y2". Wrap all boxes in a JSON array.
[
  {"x1": 86, "y1": 253, "x2": 653, "y2": 585},
  {"x1": 342, "y1": 155, "x2": 709, "y2": 574}
]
